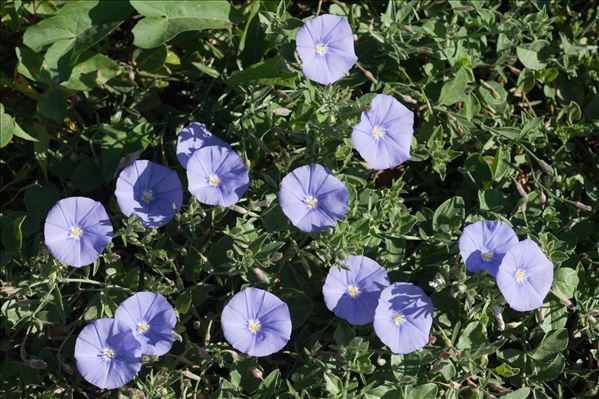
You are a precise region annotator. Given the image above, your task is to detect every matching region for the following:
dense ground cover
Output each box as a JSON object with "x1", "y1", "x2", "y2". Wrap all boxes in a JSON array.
[{"x1": 1, "y1": 0, "x2": 598, "y2": 398}]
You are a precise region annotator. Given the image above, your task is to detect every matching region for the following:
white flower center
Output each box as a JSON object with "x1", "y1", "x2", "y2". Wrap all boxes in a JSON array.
[
  {"x1": 347, "y1": 284, "x2": 360, "y2": 297},
  {"x1": 137, "y1": 321, "x2": 149, "y2": 333},
  {"x1": 392, "y1": 312, "x2": 405, "y2": 326},
  {"x1": 305, "y1": 195, "x2": 318, "y2": 209},
  {"x1": 208, "y1": 174, "x2": 220, "y2": 186},
  {"x1": 69, "y1": 226, "x2": 82, "y2": 239},
  {"x1": 372, "y1": 126, "x2": 385, "y2": 139},
  {"x1": 100, "y1": 347, "x2": 115, "y2": 360},
  {"x1": 481, "y1": 251, "x2": 493, "y2": 262},
  {"x1": 515, "y1": 269, "x2": 528, "y2": 283},
  {"x1": 142, "y1": 190, "x2": 153, "y2": 203},
  {"x1": 315, "y1": 42, "x2": 328, "y2": 56},
  {"x1": 248, "y1": 319, "x2": 261, "y2": 333}
]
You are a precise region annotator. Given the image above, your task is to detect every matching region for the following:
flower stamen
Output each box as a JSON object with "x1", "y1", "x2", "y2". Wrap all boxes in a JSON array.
[
  {"x1": 515, "y1": 269, "x2": 528, "y2": 283},
  {"x1": 142, "y1": 190, "x2": 153, "y2": 203},
  {"x1": 100, "y1": 348, "x2": 115, "y2": 360},
  {"x1": 372, "y1": 126, "x2": 385, "y2": 139},
  {"x1": 481, "y1": 251, "x2": 493, "y2": 262},
  {"x1": 315, "y1": 42, "x2": 328, "y2": 56},
  {"x1": 69, "y1": 226, "x2": 82, "y2": 239},
  {"x1": 392, "y1": 312, "x2": 405, "y2": 326},
  {"x1": 347, "y1": 284, "x2": 360, "y2": 297},
  {"x1": 208, "y1": 174, "x2": 220, "y2": 187},
  {"x1": 248, "y1": 319, "x2": 261, "y2": 333},
  {"x1": 305, "y1": 195, "x2": 318, "y2": 209},
  {"x1": 137, "y1": 321, "x2": 149, "y2": 333}
]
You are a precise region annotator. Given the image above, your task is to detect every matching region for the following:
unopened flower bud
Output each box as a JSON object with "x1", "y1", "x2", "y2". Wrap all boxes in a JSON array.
[
  {"x1": 182, "y1": 369, "x2": 201, "y2": 382},
  {"x1": 253, "y1": 268, "x2": 269, "y2": 283},
  {"x1": 27, "y1": 357, "x2": 47, "y2": 369},
  {"x1": 198, "y1": 347, "x2": 211, "y2": 361},
  {"x1": 540, "y1": 190, "x2": 546, "y2": 208},
  {"x1": 537, "y1": 159, "x2": 553, "y2": 175},
  {"x1": 172, "y1": 331, "x2": 183, "y2": 342},
  {"x1": 492, "y1": 305, "x2": 505, "y2": 331},
  {"x1": 377, "y1": 357, "x2": 386, "y2": 366},
  {"x1": 536, "y1": 307, "x2": 545, "y2": 323},
  {"x1": 515, "y1": 182, "x2": 527, "y2": 198},
  {"x1": 251, "y1": 367, "x2": 264, "y2": 380}
]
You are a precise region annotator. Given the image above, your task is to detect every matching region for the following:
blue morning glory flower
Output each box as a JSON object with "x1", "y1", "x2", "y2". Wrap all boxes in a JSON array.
[
  {"x1": 176, "y1": 122, "x2": 230, "y2": 169},
  {"x1": 114, "y1": 292, "x2": 177, "y2": 356},
  {"x1": 221, "y1": 288, "x2": 292, "y2": 357},
  {"x1": 351, "y1": 94, "x2": 414, "y2": 170},
  {"x1": 74, "y1": 318, "x2": 142, "y2": 389},
  {"x1": 115, "y1": 160, "x2": 183, "y2": 228},
  {"x1": 459, "y1": 220, "x2": 519, "y2": 277},
  {"x1": 322, "y1": 255, "x2": 390, "y2": 325},
  {"x1": 296, "y1": 14, "x2": 357, "y2": 85},
  {"x1": 186, "y1": 144, "x2": 250, "y2": 207},
  {"x1": 44, "y1": 197, "x2": 113, "y2": 268},
  {"x1": 496, "y1": 239, "x2": 554, "y2": 312},
  {"x1": 373, "y1": 282, "x2": 433, "y2": 354},
  {"x1": 278, "y1": 164, "x2": 348, "y2": 232}
]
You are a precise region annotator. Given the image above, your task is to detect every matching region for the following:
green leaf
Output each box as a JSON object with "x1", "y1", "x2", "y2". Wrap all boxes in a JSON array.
[
  {"x1": 433, "y1": 196, "x2": 465, "y2": 232},
  {"x1": 70, "y1": 158, "x2": 104, "y2": 193},
  {"x1": 22, "y1": 0, "x2": 132, "y2": 82},
  {"x1": 494, "y1": 363, "x2": 520, "y2": 378},
  {"x1": 552, "y1": 268, "x2": 579, "y2": 299},
  {"x1": 62, "y1": 53, "x2": 119, "y2": 91},
  {"x1": 228, "y1": 57, "x2": 296, "y2": 88},
  {"x1": 390, "y1": 353, "x2": 420, "y2": 379},
  {"x1": 175, "y1": 289, "x2": 193, "y2": 315},
  {"x1": 257, "y1": 370, "x2": 280, "y2": 399},
  {"x1": 323, "y1": 373, "x2": 342, "y2": 396},
  {"x1": 24, "y1": 183, "x2": 61, "y2": 222},
  {"x1": 406, "y1": 383, "x2": 438, "y2": 399},
  {"x1": 333, "y1": 321, "x2": 355, "y2": 346},
  {"x1": 276, "y1": 288, "x2": 313, "y2": 329},
  {"x1": 0, "y1": 214, "x2": 26, "y2": 251},
  {"x1": 37, "y1": 87, "x2": 68, "y2": 122},
  {"x1": 533, "y1": 353, "x2": 566, "y2": 381},
  {"x1": 32, "y1": 125, "x2": 50, "y2": 178},
  {"x1": 238, "y1": 0, "x2": 267, "y2": 67},
  {"x1": 530, "y1": 328, "x2": 569, "y2": 362},
  {"x1": 135, "y1": 46, "x2": 167, "y2": 72},
  {"x1": 456, "y1": 321, "x2": 487, "y2": 351},
  {"x1": 463, "y1": 154, "x2": 493, "y2": 189},
  {"x1": 517, "y1": 40, "x2": 550, "y2": 70},
  {"x1": 501, "y1": 388, "x2": 531, "y2": 399},
  {"x1": 438, "y1": 68, "x2": 469, "y2": 105},
  {"x1": 131, "y1": 1, "x2": 232, "y2": 48},
  {"x1": 1, "y1": 104, "x2": 37, "y2": 148},
  {"x1": 0, "y1": 104, "x2": 15, "y2": 148}
]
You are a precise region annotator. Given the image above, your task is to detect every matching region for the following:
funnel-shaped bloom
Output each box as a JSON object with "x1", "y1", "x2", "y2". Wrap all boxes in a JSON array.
[
  {"x1": 115, "y1": 160, "x2": 183, "y2": 228},
  {"x1": 176, "y1": 122, "x2": 230, "y2": 168},
  {"x1": 496, "y1": 239, "x2": 553, "y2": 312},
  {"x1": 459, "y1": 220, "x2": 519, "y2": 277},
  {"x1": 221, "y1": 288, "x2": 292, "y2": 357},
  {"x1": 186, "y1": 145, "x2": 250, "y2": 207},
  {"x1": 44, "y1": 197, "x2": 113, "y2": 267},
  {"x1": 278, "y1": 164, "x2": 348, "y2": 232},
  {"x1": 351, "y1": 94, "x2": 414, "y2": 170},
  {"x1": 296, "y1": 14, "x2": 357, "y2": 85},
  {"x1": 115, "y1": 292, "x2": 177, "y2": 356},
  {"x1": 374, "y1": 282, "x2": 433, "y2": 354},
  {"x1": 74, "y1": 318, "x2": 142, "y2": 389},
  {"x1": 323, "y1": 255, "x2": 390, "y2": 325}
]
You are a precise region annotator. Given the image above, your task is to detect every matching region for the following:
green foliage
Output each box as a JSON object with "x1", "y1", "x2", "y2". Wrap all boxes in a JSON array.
[{"x1": 1, "y1": 0, "x2": 598, "y2": 398}]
